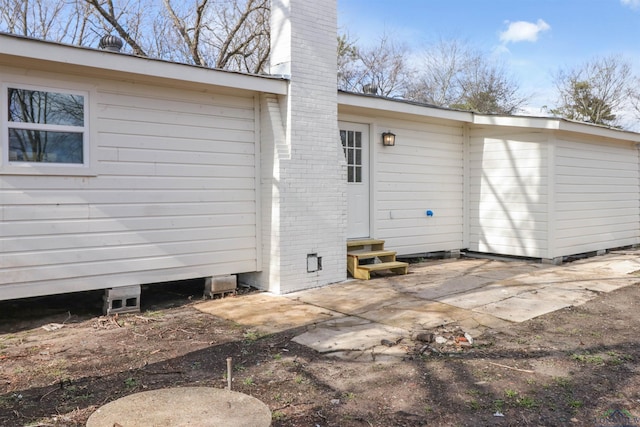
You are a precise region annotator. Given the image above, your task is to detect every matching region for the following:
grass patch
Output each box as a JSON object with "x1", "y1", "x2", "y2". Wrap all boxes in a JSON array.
[
  {"x1": 342, "y1": 392, "x2": 355, "y2": 401},
  {"x1": 571, "y1": 352, "x2": 604, "y2": 365},
  {"x1": 272, "y1": 410, "x2": 286, "y2": 421},
  {"x1": 242, "y1": 330, "x2": 263, "y2": 342},
  {"x1": 466, "y1": 399, "x2": 481, "y2": 410},
  {"x1": 567, "y1": 398, "x2": 583, "y2": 409},
  {"x1": 123, "y1": 377, "x2": 139, "y2": 389},
  {"x1": 553, "y1": 376, "x2": 572, "y2": 389},
  {"x1": 143, "y1": 310, "x2": 164, "y2": 318},
  {"x1": 504, "y1": 389, "x2": 518, "y2": 399},
  {"x1": 516, "y1": 395, "x2": 539, "y2": 409}
]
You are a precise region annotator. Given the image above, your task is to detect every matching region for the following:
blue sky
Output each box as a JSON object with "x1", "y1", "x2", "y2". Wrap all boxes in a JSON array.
[{"x1": 338, "y1": 0, "x2": 640, "y2": 117}]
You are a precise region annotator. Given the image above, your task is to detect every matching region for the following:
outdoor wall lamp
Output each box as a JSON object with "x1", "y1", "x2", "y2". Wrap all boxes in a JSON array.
[{"x1": 382, "y1": 131, "x2": 396, "y2": 146}]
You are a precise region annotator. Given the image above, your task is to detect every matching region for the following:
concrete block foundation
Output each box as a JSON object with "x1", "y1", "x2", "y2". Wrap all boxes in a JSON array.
[
  {"x1": 103, "y1": 285, "x2": 141, "y2": 315},
  {"x1": 204, "y1": 275, "x2": 237, "y2": 299}
]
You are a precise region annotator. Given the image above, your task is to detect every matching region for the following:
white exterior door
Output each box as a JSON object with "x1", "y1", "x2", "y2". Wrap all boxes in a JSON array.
[{"x1": 340, "y1": 122, "x2": 370, "y2": 238}]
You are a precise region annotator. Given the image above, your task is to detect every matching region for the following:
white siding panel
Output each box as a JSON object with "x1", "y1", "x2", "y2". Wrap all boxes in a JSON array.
[
  {"x1": 374, "y1": 119, "x2": 464, "y2": 255},
  {"x1": 554, "y1": 137, "x2": 639, "y2": 255},
  {"x1": 468, "y1": 131, "x2": 549, "y2": 258},
  {"x1": 1, "y1": 226, "x2": 254, "y2": 252},
  {"x1": 0, "y1": 72, "x2": 258, "y2": 300}
]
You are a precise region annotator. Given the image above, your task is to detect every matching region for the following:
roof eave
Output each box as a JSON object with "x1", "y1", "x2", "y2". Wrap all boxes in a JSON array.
[
  {"x1": 473, "y1": 114, "x2": 640, "y2": 142},
  {"x1": 338, "y1": 91, "x2": 474, "y2": 123},
  {"x1": 0, "y1": 34, "x2": 288, "y2": 95}
]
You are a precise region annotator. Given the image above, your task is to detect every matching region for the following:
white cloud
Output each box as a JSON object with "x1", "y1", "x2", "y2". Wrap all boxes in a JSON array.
[
  {"x1": 499, "y1": 19, "x2": 551, "y2": 43},
  {"x1": 621, "y1": 0, "x2": 640, "y2": 9}
]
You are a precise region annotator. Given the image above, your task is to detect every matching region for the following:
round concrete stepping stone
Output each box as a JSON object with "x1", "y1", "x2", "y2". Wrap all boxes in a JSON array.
[{"x1": 86, "y1": 387, "x2": 271, "y2": 427}]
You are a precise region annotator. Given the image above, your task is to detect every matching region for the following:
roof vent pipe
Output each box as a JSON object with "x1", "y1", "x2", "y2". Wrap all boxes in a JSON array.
[
  {"x1": 99, "y1": 35, "x2": 123, "y2": 52},
  {"x1": 362, "y1": 83, "x2": 378, "y2": 95}
]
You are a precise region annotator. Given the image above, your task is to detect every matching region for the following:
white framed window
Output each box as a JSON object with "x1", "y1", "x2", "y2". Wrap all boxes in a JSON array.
[
  {"x1": 340, "y1": 129, "x2": 363, "y2": 183},
  {"x1": 2, "y1": 82, "x2": 93, "y2": 175}
]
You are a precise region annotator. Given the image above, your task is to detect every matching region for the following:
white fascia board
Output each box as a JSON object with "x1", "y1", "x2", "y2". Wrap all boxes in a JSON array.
[
  {"x1": 556, "y1": 119, "x2": 640, "y2": 142},
  {"x1": 0, "y1": 35, "x2": 288, "y2": 95},
  {"x1": 472, "y1": 115, "x2": 560, "y2": 130},
  {"x1": 338, "y1": 92, "x2": 473, "y2": 123},
  {"x1": 473, "y1": 114, "x2": 640, "y2": 143}
]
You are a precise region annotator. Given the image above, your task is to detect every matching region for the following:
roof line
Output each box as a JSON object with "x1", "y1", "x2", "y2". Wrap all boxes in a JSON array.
[
  {"x1": 0, "y1": 32, "x2": 288, "y2": 95},
  {"x1": 339, "y1": 90, "x2": 640, "y2": 141}
]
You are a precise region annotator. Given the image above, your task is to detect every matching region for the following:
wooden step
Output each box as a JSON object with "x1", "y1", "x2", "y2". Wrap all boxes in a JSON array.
[
  {"x1": 347, "y1": 249, "x2": 397, "y2": 260},
  {"x1": 350, "y1": 261, "x2": 409, "y2": 280},
  {"x1": 346, "y1": 238, "x2": 409, "y2": 280},
  {"x1": 347, "y1": 239, "x2": 385, "y2": 251}
]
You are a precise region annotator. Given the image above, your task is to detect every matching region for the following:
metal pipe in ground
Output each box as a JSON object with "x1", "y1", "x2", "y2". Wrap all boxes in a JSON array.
[{"x1": 226, "y1": 357, "x2": 232, "y2": 390}]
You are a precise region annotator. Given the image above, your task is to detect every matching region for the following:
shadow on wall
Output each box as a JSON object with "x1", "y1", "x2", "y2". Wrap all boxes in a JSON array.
[{"x1": 470, "y1": 131, "x2": 547, "y2": 258}]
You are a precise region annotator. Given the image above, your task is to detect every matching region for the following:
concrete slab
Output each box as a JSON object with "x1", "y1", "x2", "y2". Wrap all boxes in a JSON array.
[
  {"x1": 405, "y1": 275, "x2": 494, "y2": 300},
  {"x1": 86, "y1": 387, "x2": 271, "y2": 427},
  {"x1": 513, "y1": 271, "x2": 634, "y2": 293},
  {"x1": 292, "y1": 316, "x2": 406, "y2": 358},
  {"x1": 474, "y1": 295, "x2": 570, "y2": 322},
  {"x1": 193, "y1": 250, "x2": 640, "y2": 363},
  {"x1": 356, "y1": 298, "x2": 473, "y2": 330},
  {"x1": 289, "y1": 280, "x2": 403, "y2": 315},
  {"x1": 435, "y1": 281, "x2": 539, "y2": 309},
  {"x1": 525, "y1": 286, "x2": 600, "y2": 306},
  {"x1": 456, "y1": 312, "x2": 513, "y2": 337},
  {"x1": 195, "y1": 292, "x2": 342, "y2": 334}
]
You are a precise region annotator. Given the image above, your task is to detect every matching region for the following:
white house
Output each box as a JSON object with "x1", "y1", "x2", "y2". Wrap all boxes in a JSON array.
[{"x1": 0, "y1": 0, "x2": 639, "y2": 307}]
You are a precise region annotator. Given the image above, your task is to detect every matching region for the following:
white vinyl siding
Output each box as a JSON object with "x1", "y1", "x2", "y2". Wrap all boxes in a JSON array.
[
  {"x1": 0, "y1": 71, "x2": 259, "y2": 300},
  {"x1": 554, "y1": 136, "x2": 639, "y2": 255},
  {"x1": 468, "y1": 130, "x2": 549, "y2": 258},
  {"x1": 375, "y1": 120, "x2": 464, "y2": 255}
]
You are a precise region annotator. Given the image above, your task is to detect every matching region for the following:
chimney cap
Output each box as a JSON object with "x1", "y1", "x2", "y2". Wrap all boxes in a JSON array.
[{"x1": 99, "y1": 34, "x2": 123, "y2": 52}]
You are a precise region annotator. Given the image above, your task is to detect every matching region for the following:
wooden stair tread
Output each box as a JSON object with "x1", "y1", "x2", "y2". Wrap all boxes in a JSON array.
[
  {"x1": 347, "y1": 239, "x2": 385, "y2": 248},
  {"x1": 357, "y1": 261, "x2": 409, "y2": 272},
  {"x1": 346, "y1": 238, "x2": 408, "y2": 280},
  {"x1": 347, "y1": 250, "x2": 397, "y2": 259}
]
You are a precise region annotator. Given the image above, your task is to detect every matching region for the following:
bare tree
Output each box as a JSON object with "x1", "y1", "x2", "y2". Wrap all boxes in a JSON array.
[
  {"x1": 551, "y1": 55, "x2": 634, "y2": 127},
  {"x1": 337, "y1": 32, "x2": 361, "y2": 91},
  {"x1": 455, "y1": 56, "x2": 526, "y2": 114},
  {"x1": 211, "y1": 0, "x2": 270, "y2": 73},
  {"x1": 0, "y1": 0, "x2": 67, "y2": 40},
  {"x1": 338, "y1": 32, "x2": 412, "y2": 98},
  {"x1": 85, "y1": 0, "x2": 270, "y2": 73},
  {"x1": 83, "y1": 0, "x2": 149, "y2": 56},
  {"x1": 162, "y1": 0, "x2": 209, "y2": 66},
  {"x1": 404, "y1": 38, "x2": 471, "y2": 107},
  {"x1": 405, "y1": 39, "x2": 527, "y2": 114},
  {"x1": 0, "y1": 0, "x2": 270, "y2": 73}
]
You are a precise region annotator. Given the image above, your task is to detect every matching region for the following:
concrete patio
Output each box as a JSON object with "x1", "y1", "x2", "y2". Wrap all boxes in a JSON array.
[{"x1": 196, "y1": 250, "x2": 640, "y2": 362}]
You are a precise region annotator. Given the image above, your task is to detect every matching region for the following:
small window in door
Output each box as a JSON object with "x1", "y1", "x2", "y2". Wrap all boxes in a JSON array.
[{"x1": 340, "y1": 129, "x2": 363, "y2": 183}]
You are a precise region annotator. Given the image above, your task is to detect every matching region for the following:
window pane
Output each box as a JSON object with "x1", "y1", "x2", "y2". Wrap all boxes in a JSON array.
[
  {"x1": 8, "y1": 88, "x2": 84, "y2": 126},
  {"x1": 355, "y1": 131, "x2": 362, "y2": 148},
  {"x1": 347, "y1": 148, "x2": 354, "y2": 165},
  {"x1": 348, "y1": 131, "x2": 354, "y2": 148},
  {"x1": 355, "y1": 166, "x2": 362, "y2": 183},
  {"x1": 9, "y1": 129, "x2": 83, "y2": 163},
  {"x1": 355, "y1": 149, "x2": 361, "y2": 166},
  {"x1": 347, "y1": 166, "x2": 354, "y2": 183}
]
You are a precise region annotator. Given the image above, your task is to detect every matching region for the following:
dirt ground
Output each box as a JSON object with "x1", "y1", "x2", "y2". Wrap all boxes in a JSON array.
[{"x1": 1, "y1": 275, "x2": 640, "y2": 427}]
